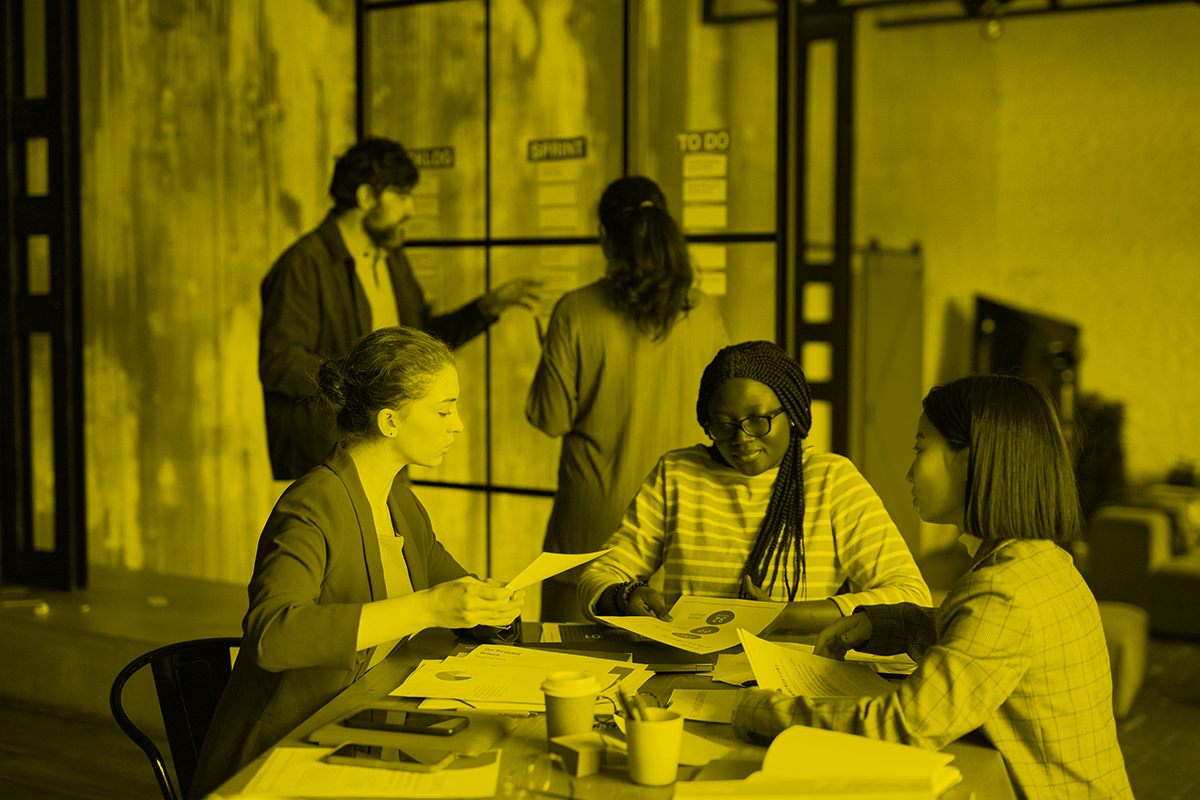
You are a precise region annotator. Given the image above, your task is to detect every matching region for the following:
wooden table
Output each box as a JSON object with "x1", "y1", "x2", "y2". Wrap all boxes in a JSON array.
[{"x1": 209, "y1": 628, "x2": 1017, "y2": 799}]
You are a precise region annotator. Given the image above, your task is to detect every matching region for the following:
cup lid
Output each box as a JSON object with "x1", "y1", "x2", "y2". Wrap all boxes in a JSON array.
[{"x1": 541, "y1": 670, "x2": 599, "y2": 697}]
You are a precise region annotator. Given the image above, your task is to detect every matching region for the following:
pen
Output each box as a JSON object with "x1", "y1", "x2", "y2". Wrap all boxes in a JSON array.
[
  {"x1": 617, "y1": 686, "x2": 641, "y2": 721},
  {"x1": 632, "y1": 692, "x2": 650, "y2": 721},
  {"x1": 647, "y1": 663, "x2": 714, "y2": 673}
]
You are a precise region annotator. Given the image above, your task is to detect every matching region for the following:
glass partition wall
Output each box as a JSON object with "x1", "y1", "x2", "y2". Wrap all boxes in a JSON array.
[{"x1": 361, "y1": 0, "x2": 779, "y2": 617}]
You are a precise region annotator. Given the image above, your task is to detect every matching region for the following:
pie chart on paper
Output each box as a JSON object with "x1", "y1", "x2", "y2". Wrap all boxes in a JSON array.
[{"x1": 435, "y1": 670, "x2": 473, "y2": 681}]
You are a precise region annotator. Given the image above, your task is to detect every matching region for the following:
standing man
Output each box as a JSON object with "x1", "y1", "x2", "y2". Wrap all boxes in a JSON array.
[{"x1": 260, "y1": 137, "x2": 539, "y2": 480}]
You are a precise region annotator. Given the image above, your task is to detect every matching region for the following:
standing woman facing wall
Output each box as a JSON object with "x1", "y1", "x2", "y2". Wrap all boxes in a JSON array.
[{"x1": 527, "y1": 176, "x2": 729, "y2": 622}]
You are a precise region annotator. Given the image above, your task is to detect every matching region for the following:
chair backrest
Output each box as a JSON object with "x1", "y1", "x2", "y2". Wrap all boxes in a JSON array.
[{"x1": 110, "y1": 637, "x2": 241, "y2": 800}]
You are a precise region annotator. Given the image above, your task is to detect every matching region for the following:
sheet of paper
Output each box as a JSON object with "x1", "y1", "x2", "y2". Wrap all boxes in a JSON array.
[
  {"x1": 668, "y1": 688, "x2": 745, "y2": 723},
  {"x1": 400, "y1": 648, "x2": 653, "y2": 714},
  {"x1": 758, "y1": 726, "x2": 959, "y2": 793},
  {"x1": 597, "y1": 597, "x2": 784, "y2": 654},
  {"x1": 738, "y1": 630, "x2": 897, "y2": 698},
  {"x1": 419, "y1": 697, "x2": 546, "y2": 714},
  {"x1": 711, "y1": 652, "x2": 756, "y2": 686},
  {"x1": 393, "y1": 659, "x2": 608, "y2": 705},
  {"x1": 456, "y1": 645, "x2": 652, "y2": 704},
  {"x1": 504, "y1": 549, "x2": 612, "y2": 591},
  {"x1": 239, "y1": 746, "x2": 500, "y2": 798},
  {"x1": 779, "y1": 640, "x2": 918, "y2": 675},
  {"x1": 456, "y1": 644, "x2": 632, "y2": 673}
]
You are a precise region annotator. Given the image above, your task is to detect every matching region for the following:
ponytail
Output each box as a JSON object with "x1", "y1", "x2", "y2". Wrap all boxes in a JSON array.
[{"x1": 599, "y1": 176, "x2": 695, "y2": 339}]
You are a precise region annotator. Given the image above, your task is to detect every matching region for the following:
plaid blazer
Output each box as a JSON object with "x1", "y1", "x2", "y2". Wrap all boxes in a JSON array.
[{"x1": 735, "y1": 539, "x2": 1134, "y2": 800}]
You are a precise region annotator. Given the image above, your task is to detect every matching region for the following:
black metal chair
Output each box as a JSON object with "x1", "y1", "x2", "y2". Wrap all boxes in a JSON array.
[{"x1": 109, "y1": 637, "x2": 241, "y2": 800}]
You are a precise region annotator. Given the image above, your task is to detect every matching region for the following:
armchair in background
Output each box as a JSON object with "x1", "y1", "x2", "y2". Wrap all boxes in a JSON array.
[{"x1": 1086, "y1": 484, "x2": 1200, "y2": 639}]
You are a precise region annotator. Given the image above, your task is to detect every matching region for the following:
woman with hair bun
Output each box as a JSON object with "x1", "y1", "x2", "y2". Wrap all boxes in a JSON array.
[
  {"x1": 190, "y1": 326, "x2": 524, "y2": 800},
  {"x1": 528, "y1": 175, "x2": 729, "y2": 621},
  {"x1": 579, "y1": 340, "x2": 929, "y2": 632}
]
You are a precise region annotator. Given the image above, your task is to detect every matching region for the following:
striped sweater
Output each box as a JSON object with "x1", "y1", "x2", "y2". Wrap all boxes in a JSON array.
[{"x1": 579, "y1": 445, "x2": 931, "y2": 616}]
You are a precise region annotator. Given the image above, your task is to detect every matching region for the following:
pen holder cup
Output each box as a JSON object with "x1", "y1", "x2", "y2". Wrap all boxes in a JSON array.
[
  {"x1": 541, "y1": 670, "x2": 599, "y2": 743},
  {"x1": 625, "y1": 708, "x2": 684, "y2": 786}
]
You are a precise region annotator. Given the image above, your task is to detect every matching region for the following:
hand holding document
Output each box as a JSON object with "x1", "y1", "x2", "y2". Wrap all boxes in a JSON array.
[
  {"x1": 737, "y1": 630, "x2": 897, "y2": 698},
  {"x1": 503, "y1": 549, "x2": 612, "y2": 592},
  {"x1": 597, "y1": 596, "x2": 784, "y2": 655}
]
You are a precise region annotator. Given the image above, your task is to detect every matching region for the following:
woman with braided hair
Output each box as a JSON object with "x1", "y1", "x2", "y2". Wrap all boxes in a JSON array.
[
  {"x1": 527, "y1": 176, "x2": 728, "y2": 621},
  {"x1": 579, "y1": 340, "x2": 930, "y2": 633}
]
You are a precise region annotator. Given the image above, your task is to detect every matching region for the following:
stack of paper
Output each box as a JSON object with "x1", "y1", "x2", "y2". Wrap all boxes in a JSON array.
[
  {"x1": 676, "y1": 727, "x2": 961, "y2": 799},
  {"x1": 391, "y1": 644, "x2": 652, "y2": 714}
]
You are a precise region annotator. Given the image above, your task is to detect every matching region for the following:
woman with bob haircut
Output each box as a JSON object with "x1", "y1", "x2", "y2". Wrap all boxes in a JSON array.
[{"x1": 734, "y1": 374, "x2": 1133, "y2": 800}]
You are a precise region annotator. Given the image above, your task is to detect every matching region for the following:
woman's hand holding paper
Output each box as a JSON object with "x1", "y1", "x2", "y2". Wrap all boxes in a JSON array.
[
  {"x1": 627, "y1": 585, "x2": 672, "y2": 621},
  {"x1": 421, "y1": 576, "x2": 525, "y2": 628}
]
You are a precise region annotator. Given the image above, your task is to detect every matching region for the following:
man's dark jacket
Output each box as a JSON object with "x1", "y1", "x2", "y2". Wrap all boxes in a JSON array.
[{"x1": 259, "y1": 211, "x2": 493, "y2": 479}]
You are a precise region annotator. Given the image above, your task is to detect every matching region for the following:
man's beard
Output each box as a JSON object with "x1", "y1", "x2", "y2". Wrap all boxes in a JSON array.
[{"x1": 364, "y1": 215, "x2": 405, "y2": 249}]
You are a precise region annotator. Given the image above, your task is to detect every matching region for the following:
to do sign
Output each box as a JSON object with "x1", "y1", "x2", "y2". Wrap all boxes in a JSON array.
[{"x1": 676, "y1": 130, "x2": 731, "y2": 153}]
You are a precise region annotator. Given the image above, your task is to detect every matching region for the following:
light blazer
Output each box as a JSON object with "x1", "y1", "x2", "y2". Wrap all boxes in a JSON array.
[{"x1": 189, "y1": 446, "x2": 484, "y2": 799}]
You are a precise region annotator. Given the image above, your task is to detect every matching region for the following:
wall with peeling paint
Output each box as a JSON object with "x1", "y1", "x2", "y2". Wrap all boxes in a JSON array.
[{"x1": 78, "y1": 0, "x2": 356, "y2": 583}]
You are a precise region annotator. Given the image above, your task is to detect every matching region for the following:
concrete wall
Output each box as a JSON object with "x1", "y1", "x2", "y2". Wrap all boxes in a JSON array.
[
  {"x1": 79, "y1": 0, "x2": 356, "y2": 583},
  {"x1": 855, "y1": 5, "x2": 1200, "y2": 551}
]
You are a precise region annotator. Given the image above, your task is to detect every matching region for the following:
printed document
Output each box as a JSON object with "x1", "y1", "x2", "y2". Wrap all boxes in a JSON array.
[
  {"x1": 668, "y1": 688, "x2": 746, "y2": 723},
  {"x1": 597, "y1": 597, "x2": 784, "y2": 654},
  {"x1": 392, "y1": 659, "x2": 608, "y2": 706},
  {"x1": 738, "y1": 630, "x2": 897, "y2": 698},
  {"x1": 392, "y1": 647, "x2": 652, "y2": 712}
]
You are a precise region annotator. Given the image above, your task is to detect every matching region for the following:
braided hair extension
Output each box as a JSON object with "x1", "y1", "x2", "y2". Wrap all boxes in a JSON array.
[{"x1": 696, "y1": 341, "x2": 813, "y2": 601}]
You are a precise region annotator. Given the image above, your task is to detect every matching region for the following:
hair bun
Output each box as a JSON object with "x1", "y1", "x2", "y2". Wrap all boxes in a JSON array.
[{"x1": 314, "y1": 357, "x2": 349, "y2": 414}]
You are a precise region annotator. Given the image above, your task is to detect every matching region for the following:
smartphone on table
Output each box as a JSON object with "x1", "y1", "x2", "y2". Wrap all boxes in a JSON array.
[
  {"x1": 341, "y1": 708, "x2": 469, "y2": 737},
  {"x1": 323, "y1": 743, "x2": 455, "y2": 772}
]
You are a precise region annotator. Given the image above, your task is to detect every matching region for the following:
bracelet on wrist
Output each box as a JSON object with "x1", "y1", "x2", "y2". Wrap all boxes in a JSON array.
[{"x1": 618, "y1": 581, "x2": 649, "y2": 615}]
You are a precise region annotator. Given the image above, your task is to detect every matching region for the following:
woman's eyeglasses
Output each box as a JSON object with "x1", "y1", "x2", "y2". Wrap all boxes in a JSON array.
[{"x1": 705, "y1": 409, "x2": 786, "y2": 442}]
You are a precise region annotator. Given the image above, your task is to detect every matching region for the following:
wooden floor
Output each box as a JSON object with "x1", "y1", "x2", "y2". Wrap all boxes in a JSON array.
[{"x1": 0, "y1": 697, "x2": 170, "y2": 800}]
